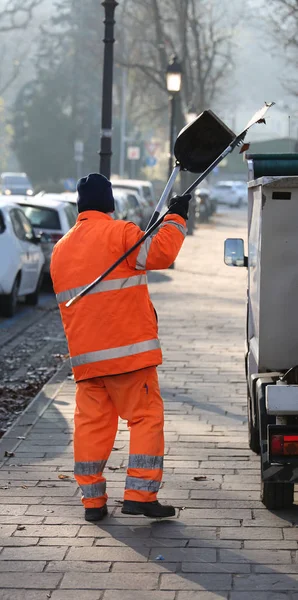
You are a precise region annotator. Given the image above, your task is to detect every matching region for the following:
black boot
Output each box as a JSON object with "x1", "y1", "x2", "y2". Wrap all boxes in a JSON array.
[
  {"x1": 122, "y1": 500, "x2": 175, "y2": 518},
  {"x1": 85, "y1": 504, "x2": 108, "y2": 522}
]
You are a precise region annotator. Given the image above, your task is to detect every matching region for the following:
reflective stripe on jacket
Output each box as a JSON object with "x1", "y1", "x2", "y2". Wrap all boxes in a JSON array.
[{"x1": 50, "y1": 211, "x2": 186, "y2": 381}]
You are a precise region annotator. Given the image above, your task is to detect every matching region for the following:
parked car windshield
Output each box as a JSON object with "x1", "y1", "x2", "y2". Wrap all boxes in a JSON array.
[{"x1": 20, "y1": 205, "x2": 61, "y2": 230}]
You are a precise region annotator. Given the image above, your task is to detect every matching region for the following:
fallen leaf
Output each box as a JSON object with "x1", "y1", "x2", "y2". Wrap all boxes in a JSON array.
[
  {"x1": 4, "y1": 451, "x2": 15, "y2": 458},
  {"x1": 58, "y1": 474, "x2": 70, "y2": 480},
  {"x1": 21, "y1": 485, "x2": 28, "y2": 489},
  {"x1": 193, "y1": 476, "x2": 207, "y2": 481}
]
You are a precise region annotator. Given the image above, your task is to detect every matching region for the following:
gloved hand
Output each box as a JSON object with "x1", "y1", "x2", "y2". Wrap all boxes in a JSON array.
[{"x1": 168, "y1": 194, "x2": 192, "y2": 220}]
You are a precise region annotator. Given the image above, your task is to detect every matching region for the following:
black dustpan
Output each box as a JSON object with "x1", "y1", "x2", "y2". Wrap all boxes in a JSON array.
[{"x1": 174, "y1": 110, "x2": 235, "y2": 173}]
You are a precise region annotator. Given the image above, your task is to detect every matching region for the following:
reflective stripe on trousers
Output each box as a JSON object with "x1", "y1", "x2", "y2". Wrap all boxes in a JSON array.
[
  {"x1": 71, "y1": 338, "x2": 161, "y2": 368},
  {"x1": 56, "y1": 273, "x2": 148, "y2": 304},
  {"x1": 125, "y1": 453, "x2": 163, "y2": 494}
]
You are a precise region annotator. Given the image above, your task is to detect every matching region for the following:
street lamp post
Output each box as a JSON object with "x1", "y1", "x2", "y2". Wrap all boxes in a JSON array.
[
  {"x1": 166, "y1": 55, "x2": 182, "y2": 181},
  {"x1": 99, "y1": 0, "x2": 118, "y2": 179}
]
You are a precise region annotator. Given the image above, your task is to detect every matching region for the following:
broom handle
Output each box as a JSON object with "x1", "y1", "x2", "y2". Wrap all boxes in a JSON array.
[{"x1": 146, "y1": 165, "x2": 180, "y2": 230}]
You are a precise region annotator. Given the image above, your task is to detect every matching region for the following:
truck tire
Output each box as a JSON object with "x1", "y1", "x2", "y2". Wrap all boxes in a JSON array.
[
  {"x1": 247, "y1": 390, "x2": 260, "y2": 454},
  {"x1": 261, "y1": 481, "x2": 294, "y2": 510}
]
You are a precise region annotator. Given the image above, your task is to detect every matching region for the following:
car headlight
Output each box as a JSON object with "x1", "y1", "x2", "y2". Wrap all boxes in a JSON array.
[
  {"x1": 4, "y1": 189, "x2": 11, "y2": 195},
  {"x1": 26, "y1": 189, "x2": 34, "y2": 196}
]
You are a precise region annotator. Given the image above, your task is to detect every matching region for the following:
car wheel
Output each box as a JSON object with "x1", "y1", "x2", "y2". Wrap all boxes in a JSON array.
[
  {"x1": 25, "y1": 270, "x2": 44, "y2": 306},
  {"x1": 0, "y1": 275, "x2": 20, "y2": 318}
]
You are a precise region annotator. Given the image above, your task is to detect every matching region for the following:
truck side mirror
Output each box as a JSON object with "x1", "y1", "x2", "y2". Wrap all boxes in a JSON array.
[{"x1": 224, "y1": 238, "x2": 247, "y2": 267}]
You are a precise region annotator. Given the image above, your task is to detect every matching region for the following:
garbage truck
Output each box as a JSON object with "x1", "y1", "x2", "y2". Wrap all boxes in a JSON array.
[{"x1": 224, "y1": 153, "x2": 298, "y2": 510}]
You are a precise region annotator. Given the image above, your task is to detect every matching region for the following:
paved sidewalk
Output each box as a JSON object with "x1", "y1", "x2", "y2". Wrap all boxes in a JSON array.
[{"x1": 1, "y1": 209, "x2": 298, "y2": 600}]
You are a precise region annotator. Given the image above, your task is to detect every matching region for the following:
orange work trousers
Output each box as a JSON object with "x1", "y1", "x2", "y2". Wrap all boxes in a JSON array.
[{"x1": 74, "y1": 366, "x2": 164, "y2": 508}]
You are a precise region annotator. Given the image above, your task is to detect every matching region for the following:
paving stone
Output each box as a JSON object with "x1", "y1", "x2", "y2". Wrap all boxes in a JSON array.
[
  {"x1": 0, "y1": 516, "x2": 44, "y2": 525},
  {"x1": 0, "y1": 560, "x2": 46, "y2": 572},
  {"x1": 219, "y1": 550, "x2": 292, "y2": 563},
  {"x1": 176, "y1": 594, "x2": 229, "y2": 600},
  {"x1": 230, "y1": 594, "x2": 291, "y2": 600},
  {"x1": 0, "y1": 593, "x2": 60, "y2": 600},
  {"x1": 38, "y1": 537, "x2": 94, "y2": 546},
  {"x1": 13, "y1": 525, "x2": 79, "y2": 537},
  {"x1": 46, "y1": 560, "x2": 111, "y2": 572},
  {"x1": 181, "y1": 562, "x2": 250, "y2": 573},
  {"x1": 51, "y1": 593, "x2": 102, "y2": 600},
  {"x1": 233, "y1": 574, "x2": 298, "y2": 590},
  {"x1": 111, "y1": 562, "x2": 177, "y2": 573},
  {"x1": 160, "y1": 573, "x2": 232, "y2": 590},
  {"x1": 0, "y1": 572, "x2": 62, "y2": 588},
  {"x1": 0, "y1": 547, "x2": 67, "y2": 560},
  {"x1": 148, "y1": 548, "x2": 216, "y2": 562},
  {"x1": 66, "y1": 547, "x2": 149, "y2": 562},
  {"x1": 0, "y1": 525, "x2": 16, "y2": 536},
  {"x1": 219, "y1": 528, "x2": 283, "y2": 540},
  {"x1": 78, "y1": 525, "x2": 151, "y2": 538},
  {"x1": 0, "y1": 505, "x2": 28, "y2": 516},
  {"x1": 95, "y1": 538, "x2": 187, "y2": 548},
  {"x1": 61, "y1": 573, "x2": 159, "y2": 589},
  {"x1": 244, "y1": 540, "x2": 297, "y2": 550},
  {"x1": 103, "y1": 593, "x2": 175, "y2": 600},
  {"x1": 0, "y1": 537, "x2": 39, "y2": 547}
]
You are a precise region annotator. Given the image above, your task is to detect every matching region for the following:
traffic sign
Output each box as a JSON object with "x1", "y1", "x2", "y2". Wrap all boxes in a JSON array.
[
  {"x1": 127, "y1": 146, "x2": 140, "y2": 160},
  {"x1": 74, "y1": 140, "x2": 84, "y2": 162},
  {"x1": 145, "y1": 142, "x2": 159, "y2": 156},
  {"x1": 146, "y1": 156, "x2": 157, "y2": 167}
]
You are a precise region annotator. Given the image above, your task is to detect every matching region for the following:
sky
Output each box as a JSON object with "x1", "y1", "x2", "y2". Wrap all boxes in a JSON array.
[{"x1": 219, "y1": 0, "x2": 298, "y2": 140}]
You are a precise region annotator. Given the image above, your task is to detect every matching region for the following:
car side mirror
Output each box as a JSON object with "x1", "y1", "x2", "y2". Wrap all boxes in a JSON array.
[{"x1": 224, "y1": 238, "x2": 248, "y2": 267}]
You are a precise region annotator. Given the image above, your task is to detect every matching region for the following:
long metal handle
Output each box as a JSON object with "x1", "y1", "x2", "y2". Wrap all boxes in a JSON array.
[
  {"x1": 66, "y1": 102, "x2": 275, "y2": 308},
  {"x1": 66, "y1": 149, "x2": 233, "y2": 309},
  {"x1": 146, "y1": 165, "x2": 180, "y2": 230}
]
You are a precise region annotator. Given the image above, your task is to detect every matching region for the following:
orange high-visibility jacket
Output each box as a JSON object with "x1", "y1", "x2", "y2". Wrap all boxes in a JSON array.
[{"x1": 50, "y1": 211, "x2": 186, "y2": 381}]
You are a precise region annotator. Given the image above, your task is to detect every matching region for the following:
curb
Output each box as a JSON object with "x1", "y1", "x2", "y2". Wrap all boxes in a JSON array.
[{"x1": 0, "y1": 359, "x2": 71, "y2": 465}]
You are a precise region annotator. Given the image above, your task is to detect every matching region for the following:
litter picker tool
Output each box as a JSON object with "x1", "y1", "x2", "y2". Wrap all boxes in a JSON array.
[{"x1": 66, "y1": 102, "x2": 274, "y2": 308}]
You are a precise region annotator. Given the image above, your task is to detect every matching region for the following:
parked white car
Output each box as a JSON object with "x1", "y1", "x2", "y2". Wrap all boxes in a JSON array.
[
  {"x1": 15, "y1": 196, "x2": 77, "y2": 273},
  {"x1": 0, "y1": 198, "x2": 45, "y2": 317},
  {"x1": 111, "y1": 179, "x2": 155, "y2": 228},
  {"x1": 211, "y1": 181, "x2": 245, "y2": 208}
]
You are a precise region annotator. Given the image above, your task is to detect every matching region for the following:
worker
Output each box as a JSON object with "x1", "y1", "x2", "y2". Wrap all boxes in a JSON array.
[{"x1": 50, "y1": 173, "x2": 191, "y2": 522}]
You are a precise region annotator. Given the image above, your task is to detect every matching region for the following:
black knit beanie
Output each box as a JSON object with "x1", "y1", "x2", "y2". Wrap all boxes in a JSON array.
[{"x1": 77, "y1": 173, "x2": 115, "y2": 214}]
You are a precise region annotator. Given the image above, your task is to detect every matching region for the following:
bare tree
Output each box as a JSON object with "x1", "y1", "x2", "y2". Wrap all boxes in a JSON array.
[
  {"x1": 266, "y1": 0, "x2": 298, "y2": 96},
  {"x1": 0, "y1": 0, "x2": 44, "y2": 95},
  {"x1": 0, "y1": 0, "x2": 43, "y2": 32},
  {"x1": 116, "y1": 0, "x2": 238, "y2": 129}
]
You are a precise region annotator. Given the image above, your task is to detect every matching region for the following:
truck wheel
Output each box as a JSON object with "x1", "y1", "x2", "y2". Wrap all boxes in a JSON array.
[
  {"x1": 261, "y1": 481, "x2": 294, "y2": 510},
  {"x1": 247, "y1": 392, "x2": 260, "y2": 454}
]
